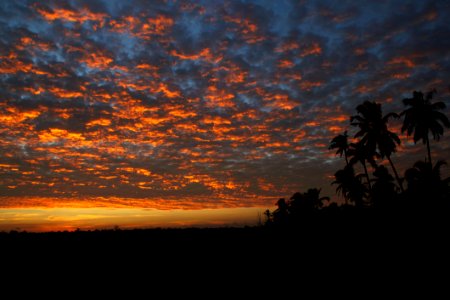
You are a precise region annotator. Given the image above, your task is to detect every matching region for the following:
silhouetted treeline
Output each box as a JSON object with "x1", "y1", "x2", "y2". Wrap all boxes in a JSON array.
[{"x1": 265, "y1": 90, "x2": 450, "y2": 227}]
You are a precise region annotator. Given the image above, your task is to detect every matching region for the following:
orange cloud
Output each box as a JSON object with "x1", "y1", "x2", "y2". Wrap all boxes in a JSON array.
[
  {"x1": 86, "y1": 118, "x2": 112, "y2": 127},
  {"x1": 224, "y1": 15, "x2": 265, "y2": 44},
  {"x1": 15, "y1": 36, "x2": 50, "y2": 52},
  {"x1": 136, "y1": 63, "x2": 159, "y2": 71},
  {"x1": 23, "y1": 86, "x2": 45, "y2": 95},
  {"x1": 354, "y1": 48, "x2": 365, "y2": 55},
  {"x1": 204, "y1": 86, "x2": 235, "y2": 108},
  {"x1": 49, "y1": 87, "x2": 83, "y2": 98},
  {"x1": 275, "y1": 41, "x2": 300, "y2": 53},
  {"x1": 300, "y1": 42, "x2": 322, "y2": 57},
  {"x1": 300, "y1": 80, "x2": 323, "y2": 91},
  {"x1": 278, "y1": 59, "x2": 294, "y2": 68},
  {"x1": 265, "y1": 94, "x2": 297, "y2": 110},
  {"x1": 117, "y1": 80, "x2": 149, "y2": 92},
  {"x1": 81, "y1": 52, "x2": 113, "y2": 69},
  {"x1": 423, "y1": 10, "x2": 438, "y2": 21},
  {"x1": 203, "y1": 116, "x2": 231, "y2": 125},
  {"x1": 305, "y1": 121, "x2": 320, "y2": 127},
  {"x1": 109, "y1": 14, "x2": 174, "y2": 38},
  {"x1": 170, "y1": 48, "x2": 222, "y2": 64},
  {"x1": 226, "y1": 71, "x2": 246, "y2": 83},
  {"x1": 109, "y1": 16, "x2": 140, "y2": 32},
  {"x1": 38, "y1": 128, "x2": 86, "y2": 144},
  {"x1": 154, "y1": 83, "x2": 181, "y2": 98},
  {"x1": 142, "y1": 15, "x2": 174, "y2": 35},
  {"x1": 0, "y1": 106, "x2": 45, "y2": 128},
  {"x1": 183, "y1": 174, "x2": 238, "y2": 191},
  {"x1": 257, "y1": 178, "x2": 276, "y2": 192},
  {"x1": 141, "y1": 116, "x2": 172, "y2": 125},
  {"x1": 354, "y1": 85, "x2": 373, "y2": 94},
  {"x1": 167, "y1": 105, "x2": 197, "y2": 118},
  {"x1": 36, "y1": 7, "x2": 106, "y2": 26},
  {"x1": 388, "y1": 57, "x2": 416, "y2": 68},
  {"x1": 265, "y1": 142, "x2": 291, "y2": 148},
  {"x1": 392, "y1": 73, "x2": 410, "y2": 79},
  {"x1": 329, "y1": 115, "x2": 348, "y2": 122},
  {"x1": 328, "y1": 125, "x2": 345, "y2": 133},
  {"x1": 0, "y1": 52, "x2": 50, "y2": 75}
]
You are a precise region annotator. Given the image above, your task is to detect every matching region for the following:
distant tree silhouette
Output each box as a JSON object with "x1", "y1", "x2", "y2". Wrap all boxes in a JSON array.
[
  {"x1": 305, "y1": 188, "x2": 330, "y2": 210},
  {"x1": 347, "y1": 142, "x2": 377, "y2": 190},
  {"x1": 332, "y1": 166, "x2": 367, "y2": 208},
  {"x1": 351, "y1": 101, "x2": 404, "y2": 192},
  {"x1": 272, "y1": 198, "x2": 289, "y2": 225},
  {"x1": 404, "y1": 160, "x2": 450, "y2": 209},
  {"x1": 266, "y1": 189, "x2": 330, "y2": 226},
  {"x1": 401, "y1": 90, "x2": 450, "y2": 166},
  {"x1": 329, "y1": 131, "x2": 350, "y2": 166},
  {"x1": 371, "y1": 165, "x2": 398, "y2": 210},
  {"x1": 263, "y1": 209, "x2": 273, "y2": 226},
  {"x1": 290, "y1": 188, "x2": 330, "y2": 216}
]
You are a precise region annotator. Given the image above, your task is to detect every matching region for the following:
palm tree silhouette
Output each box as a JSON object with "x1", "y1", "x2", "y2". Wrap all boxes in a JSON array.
[
  {"x1": 305, "y1": 188, "x2": 330, "y2": 210},
  {"x1": 329, "y1": 131, "x2": 350, "y2": 166},
  {"x1": 371, "y1": 165, "x2": 398, "y2": 210},
  {"x1": 351, "y1": 101, "x2": 404, "y2": 192},
  {"x1": 404, "y1": 160, "x2": 450, "y2": 209},
  {"x1": 290, "y1": 188, "x2": 330, "y2": 213},
  {"x1": 332, "y1": 166, "x2": 367, "y2": 207},
  {"x1": 347, "y1": 142, "x2": 377, "y2": 190},
  {"x1": 401, "y1": 90, "x2": 450, "y2": 166},
  {"x1": 272, "y1": 198, "x2": 289, "y2": 225},
  {"x1": 263, "y1": 209, "x2": 272, "y2": 225}
]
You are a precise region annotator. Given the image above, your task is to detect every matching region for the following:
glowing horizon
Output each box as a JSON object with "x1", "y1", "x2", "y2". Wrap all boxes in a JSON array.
[
  {"x1": 0, "y1": 196, "x2": 273, "y2": 232},
  {"x1": 0, "y1": 206, "x2": 268, "y2": 232}
]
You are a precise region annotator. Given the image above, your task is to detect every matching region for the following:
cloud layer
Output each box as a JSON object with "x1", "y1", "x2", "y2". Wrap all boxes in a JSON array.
[{"x1": 1, "y1": 0, "x2": 449, "y2": 208}]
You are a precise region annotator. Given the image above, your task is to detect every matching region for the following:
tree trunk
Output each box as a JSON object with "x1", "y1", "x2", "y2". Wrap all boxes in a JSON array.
[
  {"x1": 362, "y1": 160, "x2": 371, "y2": 190},
  {"x1": 426, "y1": 134, "x2": 432, "y2": 167},
  {"x1": 344, "y1": 149, "x2": 349, "y2": 166},
  {"x1": 387, "y1": 155, "x2": 404, "y2": 193}
]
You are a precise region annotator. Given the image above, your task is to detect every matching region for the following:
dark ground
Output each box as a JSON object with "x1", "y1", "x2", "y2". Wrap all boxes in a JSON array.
[
  {"x1": 1, "y1": 214, "x2": 448, "y2": 294},
  {"x1": 2, "y1": 211, "x2": 448, "y2": 258}
]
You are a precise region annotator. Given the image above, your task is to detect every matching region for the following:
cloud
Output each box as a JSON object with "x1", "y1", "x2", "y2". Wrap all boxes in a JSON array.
[{"x1": 0, "y1": 0, "x2": 449, "y2": 208}]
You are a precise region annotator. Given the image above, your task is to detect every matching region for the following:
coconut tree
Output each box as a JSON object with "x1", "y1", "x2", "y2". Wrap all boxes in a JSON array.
[
  {"x1": 401, "y1": 90, "x2": 450, "y2": 166},
  {"x1": 290, "y1": 188, "x2": 330, "y2": 213},
  {"x1": 350, "y1": 101, "x2": 404, "y2": 192},
  {"x1": 347, "y1": 142, "x2": 377, "y2": 190},
  {"x1": 272, "y1": 198, "x2": 289, "y2": 225},
  {"x1": 304, "y1": 188, "x2": 330, "y2": 210},
  {"x1": 332, "y1": 166, "x2": 367, "y2": 208},
  {"x1": 371, "y1": 165, "x2": 398, "y2": 210},
  {"x1": 329, "y1": 131, "x2": 350, "y2": 166},
  {"x1": 404, "y1": 160, "x2": 450, "y2": 209}
]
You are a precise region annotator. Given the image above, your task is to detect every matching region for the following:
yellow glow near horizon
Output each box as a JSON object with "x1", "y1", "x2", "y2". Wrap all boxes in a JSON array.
[{"x1": 0, "y1": 207, "x2": 269, "y2": 232}]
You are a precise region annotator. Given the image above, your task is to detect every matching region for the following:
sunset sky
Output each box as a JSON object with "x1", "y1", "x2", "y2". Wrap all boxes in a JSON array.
[{"x1": 1, "y1": 0, "x2": 449, "y2": 231}]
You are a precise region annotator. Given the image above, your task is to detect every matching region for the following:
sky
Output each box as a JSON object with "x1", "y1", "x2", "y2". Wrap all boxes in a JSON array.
[{"x1": 1, "y1": 0, "x2": 450, "y2": 231}]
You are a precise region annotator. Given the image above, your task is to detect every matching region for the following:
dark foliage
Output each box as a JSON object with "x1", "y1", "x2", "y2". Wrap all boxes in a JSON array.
[{"x1": 401, "y1": 90, "x2": 450, "y2": 165}]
